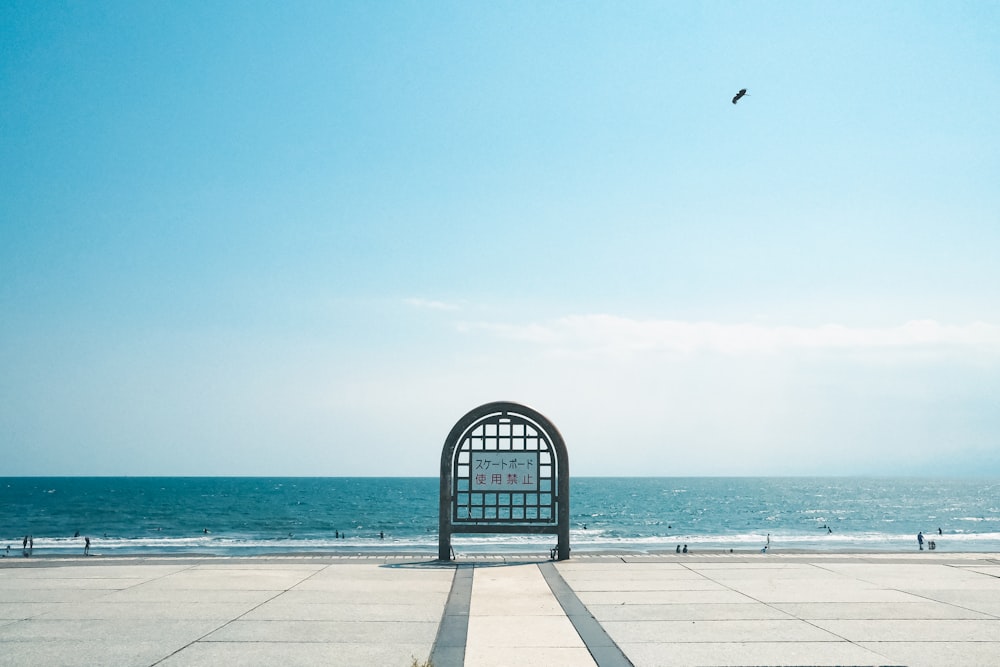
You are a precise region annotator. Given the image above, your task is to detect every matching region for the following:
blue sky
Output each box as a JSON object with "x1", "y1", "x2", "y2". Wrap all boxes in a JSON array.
[{"x1": 2, "y1": 1, "x2": 998, "y2": 476}]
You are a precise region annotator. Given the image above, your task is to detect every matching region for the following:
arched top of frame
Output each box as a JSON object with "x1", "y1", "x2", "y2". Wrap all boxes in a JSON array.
[{"x1": 440, "y1": 401, "x2": 568, "y2": 475}]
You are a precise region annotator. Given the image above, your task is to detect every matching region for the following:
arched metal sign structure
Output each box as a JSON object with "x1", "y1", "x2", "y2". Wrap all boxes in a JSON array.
[{"x1": 439, "y1": 401, "x2": 570, "y2": 560}]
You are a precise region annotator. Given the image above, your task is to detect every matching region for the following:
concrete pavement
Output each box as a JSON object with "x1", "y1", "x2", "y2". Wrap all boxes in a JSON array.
[{"x1": 1, "y1": 552, "x2": 999, "y2": 666}]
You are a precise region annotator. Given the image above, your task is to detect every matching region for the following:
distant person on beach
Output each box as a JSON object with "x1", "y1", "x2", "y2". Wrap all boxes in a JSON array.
[
  {"x1": 938, "y1": 527, "x2": 942, "y2": 535},
  {"x1": 917, "y1": 531, "x2": 924, "y2": 550},
  {"x1": 84, "y1": 537, "x2": 90, "y2": 556},
  {"x1": 767, "y1": 533, "x2": 770, "y2": 545},
  {"x1": 682, "y1": 544, "x2": 688, "y2": 553},
  {"x1": 676, "y1": 545, "x2": 680, "y2": 553}
]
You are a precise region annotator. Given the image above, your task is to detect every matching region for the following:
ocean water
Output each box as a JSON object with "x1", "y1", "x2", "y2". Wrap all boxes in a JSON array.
[{"x1": 3, "y1": 477, "x2": 999, "y2": 557}]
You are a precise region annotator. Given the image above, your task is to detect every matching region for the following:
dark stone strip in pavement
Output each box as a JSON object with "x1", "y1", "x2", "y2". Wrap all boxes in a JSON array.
[
  {"x1": 429, "y1": 563, "x2": 474, "y2": 667},
  {"x1": 539, "y1": 561, "x2": 635, "y2": 667}
]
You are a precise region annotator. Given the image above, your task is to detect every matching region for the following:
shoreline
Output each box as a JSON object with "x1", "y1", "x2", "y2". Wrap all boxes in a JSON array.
[
  {"x1": 7, "y1": 533, "x2": 993, "y2": 559},
  {"x1": 4, "y1": 548, "x2": 998, "y2": 564}
]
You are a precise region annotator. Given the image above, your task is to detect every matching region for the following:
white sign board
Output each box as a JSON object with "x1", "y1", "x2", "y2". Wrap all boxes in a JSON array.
[{"x1": 470, "y1": 452, "x2": 539, "y2": 491}]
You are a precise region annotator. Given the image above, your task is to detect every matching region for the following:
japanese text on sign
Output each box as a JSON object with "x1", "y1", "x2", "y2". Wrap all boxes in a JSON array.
[{"x1": 470, "y1": 452, "x2": 539, "y2": 491}]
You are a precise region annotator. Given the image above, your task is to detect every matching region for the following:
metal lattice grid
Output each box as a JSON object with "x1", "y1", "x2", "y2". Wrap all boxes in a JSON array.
[{"x1": 452, "y1": 415, "x2": 555, "y2": 522}]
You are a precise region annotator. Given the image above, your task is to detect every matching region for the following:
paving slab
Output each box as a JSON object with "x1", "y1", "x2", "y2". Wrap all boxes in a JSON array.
[
  {"x1": 0, "y1": 589, "x2": 117, "y2": 604},
  {"x1": 570, "y1": 577, "x2": 731, "y2": 592},
  {"x1": 25, "y1": 600, "x2": 259, "y2": 621},
  {"x1": 463, "y1": 645, "x2": 598, "y2": 667},
  {"x1": 0, "y1": 559, "x2": 453, "y2": 667},
  {"x1": 0, "y1": 577, "x2": 159, "y2": 591},
  {"x1": 585, "y1": 602, "x2": 795, "y2": 621},
  {"x1": 618, "y1": 640, "x2": 893, "y2": 667},
  {"x1": 555, "y1": 562, "x2": 710, "y2": 579},
  {"x1": 100, "y1": 587, "x2": 279, "y2": 604},
  {"x1": 190, "y1": 562, "x2": 325, "y2": 571},
  {"x1": 3, "y1": 553, "x2": 1000, "y2": 667},
  {"x1": 271, "y1": 588, "x2": 450, "y2": 606},
  {"x1": 821, "y1": 562, "x2": 1000, "y2": 589},
  {"x1": 686, "y1": 563, "x2": 845, "y2": 578},
  {"x1": 294, "y1": 574, "x2": 454, "y2": 593},
  {"x1": 858, "y1": 640, "x2": 1000, "y2": 667},
  {"x1": 465, "y1": 562, "x2": 596, "y2": 667},
  {"x1": 205, "y1": 618, "x2": 440, "y2": 643},
  {"x1": 956, "y1": 564, "x2": 1000, "y2": 577},
  {"x1": 0, "y1": 564, "x2": 191, "y2": 579},
  {"x1": 602, "y1": 618, "x2": 843, "y2": 643},
  {"x1": 156, "y1": 641, "x2": 434, "y2": 667},
  {"x1": 720, "y1": 583, "x2": 926, "y2": 604},
  {"x1": 0, "y1": 639, "x2": 198, "y2": 667},
  {"x1": 577, "y1": 588, "x2": 756, "y2": 605},
  {"x1": 0, "y1": 602, "x2": 64, "y2": 620},
  {"x1": 555, "y1": 554, "x2": 1000, "y2": 666},
  {"x1": 469, "y1": 564, "x2": 566, "y2": 617},
  {"x1": 0, "y1": 617, "x2": 222, "y2": 643},
  {"x1": 241, "y1": 600, "x2": 444, "y2": 622},
  {"x1": 771, "y1": 600, "x2": 995, "y2": 620},
  {"x1": 904, "y1": 588, "x2": 1000, "y2": 616},
  {"x1": 134, "y1": 568, "x2": 318, "y2": 590},
  {"x1": 812, "y1": 618, "x2": 1000, "y2": 642}
]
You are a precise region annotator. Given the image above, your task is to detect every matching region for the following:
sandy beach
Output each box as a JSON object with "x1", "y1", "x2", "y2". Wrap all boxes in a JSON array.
[{"x1": 2, "y1": 551, "x2": 999, "y2": 667}]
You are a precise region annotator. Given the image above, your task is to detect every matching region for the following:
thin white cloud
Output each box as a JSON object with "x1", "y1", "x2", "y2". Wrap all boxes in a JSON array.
[
  {"x1": 459, "y1": 316, "x2": 1000, "y2": 357},
  {"x1": 404, "y1": 297, "x2": 460, "y2": 311}
]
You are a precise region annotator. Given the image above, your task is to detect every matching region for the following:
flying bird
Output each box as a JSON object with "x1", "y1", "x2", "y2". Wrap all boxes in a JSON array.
[{"x1": 732, "y1": 88, "x2": 747, "y2": 104}]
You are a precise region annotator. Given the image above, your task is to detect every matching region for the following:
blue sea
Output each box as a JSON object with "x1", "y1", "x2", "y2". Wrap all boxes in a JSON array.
[{"x1": 3, "y1": 477, "x2": 1000, "y2": 557}]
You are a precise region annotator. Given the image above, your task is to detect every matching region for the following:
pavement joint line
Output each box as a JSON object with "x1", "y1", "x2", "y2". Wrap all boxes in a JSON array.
[
  {"x1": 428, "y1": 562, "x2": 470, "y2": 667},
  {"x1": 147, "y1": 560, "x2": 328, "y2": 666},
  {"x1": 688, "y1": 560, "x2": 907, "y2": 666},
  {"x1": 539, "y1": 561, "x2": 635, "y2": 667}
]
